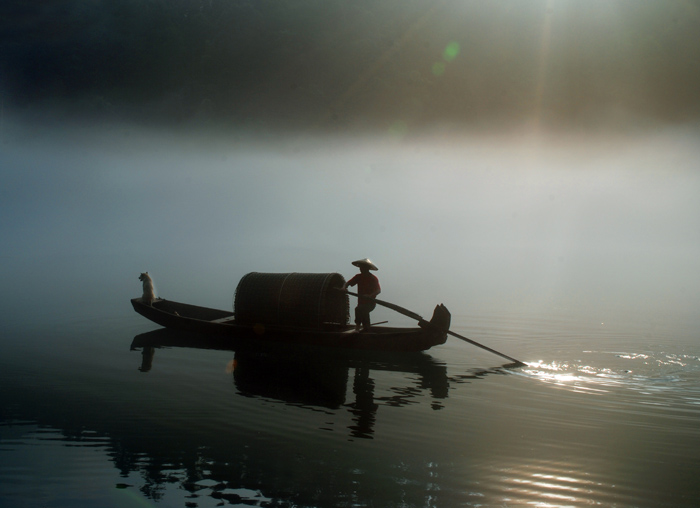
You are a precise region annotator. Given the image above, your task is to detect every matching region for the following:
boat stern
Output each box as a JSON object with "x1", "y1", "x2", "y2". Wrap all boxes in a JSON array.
[{"x1": 416, "y1": 304, "x2": 451, "y2": 347}]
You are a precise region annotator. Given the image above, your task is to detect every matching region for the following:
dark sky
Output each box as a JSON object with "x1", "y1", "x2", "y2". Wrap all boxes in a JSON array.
[{"x1": 2, "y1": 0, "x2": 700, "y2": 132}]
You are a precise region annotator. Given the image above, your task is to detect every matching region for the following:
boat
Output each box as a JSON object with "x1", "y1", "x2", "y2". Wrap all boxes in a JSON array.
[
  {"x1": 130, "y1": 297, "x2": 451, "y2": 352},
  {"x1": 131, "y1": 271, "x2": 451, "y2": 353}
]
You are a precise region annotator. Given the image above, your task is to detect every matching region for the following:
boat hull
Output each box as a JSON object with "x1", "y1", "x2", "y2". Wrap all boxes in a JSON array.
[{"x1": 131, "y1": 298, "x2": 449, "y2": 352}]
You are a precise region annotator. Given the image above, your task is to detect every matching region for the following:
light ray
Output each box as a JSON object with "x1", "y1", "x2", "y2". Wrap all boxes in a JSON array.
[{"x1": 532, "y1": 0, "x2": 555, "y2": 133}]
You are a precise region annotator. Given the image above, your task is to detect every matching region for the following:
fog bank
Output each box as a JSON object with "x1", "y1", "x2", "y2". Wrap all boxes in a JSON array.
[{"x1": 1, "y1": 121, "x2": 698, "y2": 328}]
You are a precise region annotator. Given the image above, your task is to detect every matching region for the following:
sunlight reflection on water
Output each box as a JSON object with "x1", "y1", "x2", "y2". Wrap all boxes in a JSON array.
[{"x1": 476, "y1": 459, "x2": 620, "y2": 508}]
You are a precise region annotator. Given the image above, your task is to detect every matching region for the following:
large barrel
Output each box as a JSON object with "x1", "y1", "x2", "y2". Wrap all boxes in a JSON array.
[{"x1": 234, "y1": 272, "x2": 349, "y2": 328}]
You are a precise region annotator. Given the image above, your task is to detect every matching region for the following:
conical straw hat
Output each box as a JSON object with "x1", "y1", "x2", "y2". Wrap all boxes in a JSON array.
[{"x1": 351, "y1": 258, "x2": 378, "y2": 271}]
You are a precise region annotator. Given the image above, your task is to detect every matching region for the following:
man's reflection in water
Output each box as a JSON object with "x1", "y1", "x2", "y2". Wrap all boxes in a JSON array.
[{"x1": 347, "y1": 366, "x2": 378, "y2": 439}]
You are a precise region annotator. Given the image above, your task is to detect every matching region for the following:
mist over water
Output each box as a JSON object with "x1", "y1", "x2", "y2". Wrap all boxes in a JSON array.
[{"x1": 1, "y1": 119, "x2": 699, "y2": 331}]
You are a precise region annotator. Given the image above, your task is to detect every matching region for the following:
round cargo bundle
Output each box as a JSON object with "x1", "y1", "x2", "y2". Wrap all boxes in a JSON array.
[{"x1": 234, "y1": 272, "x2": 349, "y2": 328}]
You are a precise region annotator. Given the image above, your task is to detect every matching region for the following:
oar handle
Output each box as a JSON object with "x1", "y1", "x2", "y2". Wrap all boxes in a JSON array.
[{"x1": 340, "y1": 289, "x2": 424, "y2": 321}]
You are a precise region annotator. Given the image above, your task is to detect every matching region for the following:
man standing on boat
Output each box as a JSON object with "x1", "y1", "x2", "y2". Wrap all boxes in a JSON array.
[{"x1": 341, "y1": 258, "x2": 381, "y2": 332}]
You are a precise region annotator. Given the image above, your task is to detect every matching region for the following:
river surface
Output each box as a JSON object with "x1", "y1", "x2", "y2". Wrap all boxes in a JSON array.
[{"x1": 1, "y1": 301, "x2": 699, "y2": 508}]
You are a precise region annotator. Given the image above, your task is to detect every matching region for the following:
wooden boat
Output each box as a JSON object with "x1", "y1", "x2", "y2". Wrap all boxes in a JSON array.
[
  {"x1": 130, "y1": 297, "x2": 451, "y2": 352},
  {"x1": 132, "y1": 271, "x2": 451, "y2": 352}
]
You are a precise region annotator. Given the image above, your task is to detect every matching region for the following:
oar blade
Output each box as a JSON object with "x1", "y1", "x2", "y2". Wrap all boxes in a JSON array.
[{"x1": 447, "y1": 330, "x2": 524, "y2": 366}]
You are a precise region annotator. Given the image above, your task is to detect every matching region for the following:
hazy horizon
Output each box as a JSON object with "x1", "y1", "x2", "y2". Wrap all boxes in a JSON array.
[{"x1": 2, "y1": 116, "x2": 699, "y2": 331}]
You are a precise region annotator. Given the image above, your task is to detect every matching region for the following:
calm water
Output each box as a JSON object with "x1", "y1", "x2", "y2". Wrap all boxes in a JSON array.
[{"x1": 1, "y1": 299, "x2": 699, "y2": 508}]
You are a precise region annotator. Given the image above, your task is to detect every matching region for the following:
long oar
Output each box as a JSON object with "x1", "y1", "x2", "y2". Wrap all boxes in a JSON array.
[{"x1": 343, "y1": 289, "x2": 526, "y2": 367}]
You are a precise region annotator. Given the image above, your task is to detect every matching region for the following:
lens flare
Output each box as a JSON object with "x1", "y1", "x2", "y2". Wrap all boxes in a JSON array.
[{"x1": 443, "y1": 42, "x2": 460, "y2": 61}]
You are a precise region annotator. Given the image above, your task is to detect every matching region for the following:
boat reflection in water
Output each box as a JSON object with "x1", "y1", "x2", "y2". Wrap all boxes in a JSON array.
[{"x1": 131, "y1": 328, "x2": 453, "y2": 439}]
